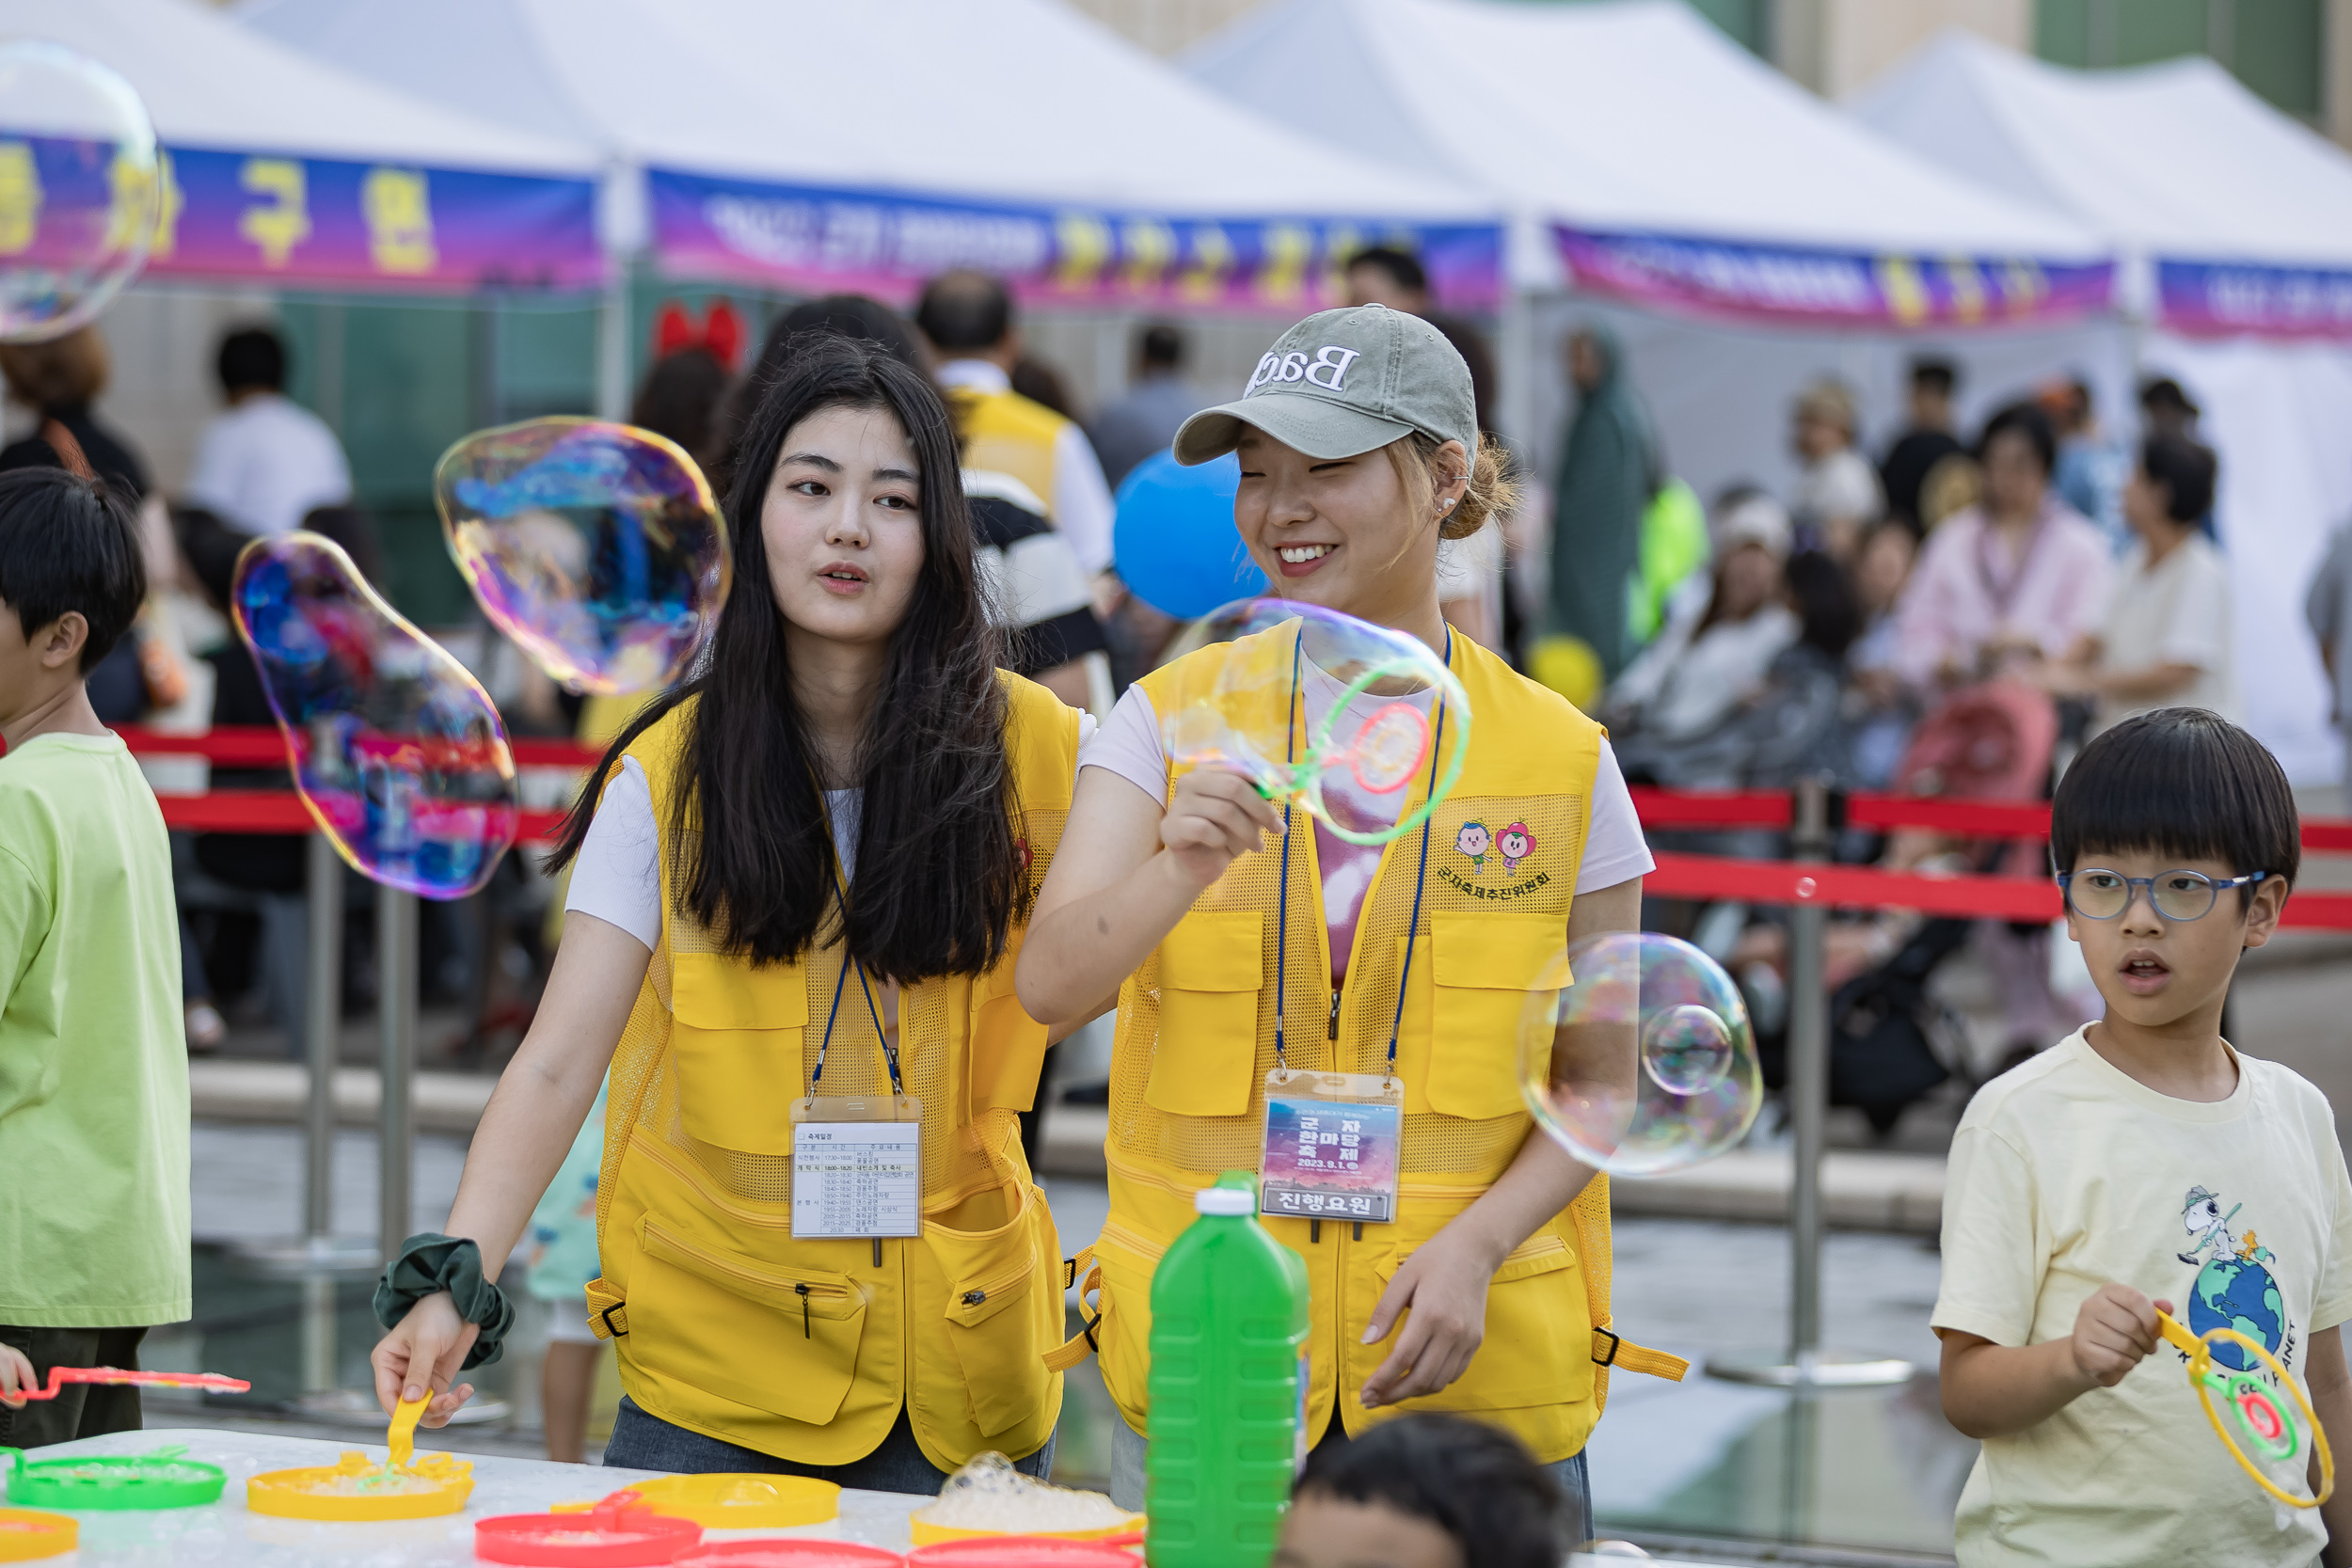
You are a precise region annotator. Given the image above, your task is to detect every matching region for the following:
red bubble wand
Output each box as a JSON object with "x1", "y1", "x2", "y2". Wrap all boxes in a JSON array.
[{"x1": 8, "y1": 1367, "x2": 249, "y2": 1401}]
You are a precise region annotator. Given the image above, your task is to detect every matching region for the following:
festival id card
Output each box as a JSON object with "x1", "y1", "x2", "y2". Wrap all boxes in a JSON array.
[
  {"x1": 1260, "y1": 1070, "x2": 1402, "y2": 1225},
  {"x1": 789, "y1": 1096, "x2": 922, "y2": 1240}
]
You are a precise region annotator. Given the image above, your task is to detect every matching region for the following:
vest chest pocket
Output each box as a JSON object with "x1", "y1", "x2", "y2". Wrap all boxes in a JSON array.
[
  {"x1": 1144, "y1": 911, "x2": 1263, "y2": 1117},
  {"x1": 630, "y1": 1219, "x2": 865, "y2": 1426},
  {"x1": 1397, "y1": 912, "x2": 1568, "y2": 1120},
  {"x1": 1369, "y1": 1228, "x2": 1589, "y2": 1413},
  {"x1": 670, "y1": 952, "x2": 809, "y2": 1155}
]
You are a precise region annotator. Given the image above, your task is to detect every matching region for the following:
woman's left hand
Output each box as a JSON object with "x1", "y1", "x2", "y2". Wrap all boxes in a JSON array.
[{"x1": 1357, "y1": 1225, "x2": 1502, "y2": 1409}]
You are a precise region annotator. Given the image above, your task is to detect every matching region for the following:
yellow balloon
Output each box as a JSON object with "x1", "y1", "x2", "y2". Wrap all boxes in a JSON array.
[{"x1": 1530, "y1": 635, "x2": 1604, "y2": 711}]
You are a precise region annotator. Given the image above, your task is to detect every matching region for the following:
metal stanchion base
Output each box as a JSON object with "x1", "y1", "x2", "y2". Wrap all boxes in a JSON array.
[
  {"x1": 1703, "y1": 1349, "x2": 1917, "y2": 1388},
  {"x1": 228, "y1": 1234, "x2": 383, "y2": 1278},
  {"x1": 292, "y1": 1386, "x2": 512, "y2": 1427}
]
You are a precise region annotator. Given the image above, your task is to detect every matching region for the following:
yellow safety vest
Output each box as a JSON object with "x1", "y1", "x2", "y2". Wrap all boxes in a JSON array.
[
  {"x1": 583, "y1": 677, "x2": 1079, "y2": 1472},
  {"x1": 1073, "y1": 625, "x2": 1684, "y2": 1463},
  {"x1": 944, "y1": 383, "x2": 1069, "y2": 519}
]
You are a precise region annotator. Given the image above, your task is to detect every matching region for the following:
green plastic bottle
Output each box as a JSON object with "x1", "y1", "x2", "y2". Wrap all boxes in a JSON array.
[{"x1": 1145, "y1": 1170, "x2": 1311, "y2": 1567}]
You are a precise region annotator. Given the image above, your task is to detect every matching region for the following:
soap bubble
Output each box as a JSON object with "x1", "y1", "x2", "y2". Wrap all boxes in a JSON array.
[
  {"x1": 231, "y1": 531, "x2": 518, "y2": 899},
  {"x1": 1520, "y1": 932, "x2": 1761, "y2": 1177},
  {"x1": 0, "y1": 40, "x2": 160, "y2": 343},
  {"x1": 1159, "y1": 597, "x2": 1470, "y2": 847},
  {"x1": 435, "y1": 418, "x2": 729, "y2": 695}
]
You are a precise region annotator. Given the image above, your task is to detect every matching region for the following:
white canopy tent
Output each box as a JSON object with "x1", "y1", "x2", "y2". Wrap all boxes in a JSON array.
[
  {"x1": 1853, "y1": 34, "x2": 2352, "y2": 783},
  {"x1": 237, "y1": 0, "x2": 1503, "y2": 416},
  {"x1": 1184, "y1": 0, "x2": 2119, "y2": 483}
]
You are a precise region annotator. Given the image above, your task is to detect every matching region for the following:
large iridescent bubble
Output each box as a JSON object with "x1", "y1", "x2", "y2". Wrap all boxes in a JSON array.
[
  {"x1": 231, "y1": 532, "x2": 518, "y2": 899},
  {"x1": 0, "y1": 40, "x2": 160, "y2": 343},
  {"x1": 1159, "y1": 597, "x2": 1470, "y2": 847},
  {"x1": 435, "y1": 418, "x2": 729, "y2": 695},
  {"x1": 1520, "y1": 932, "x2": 1762, "y2": 1177}
]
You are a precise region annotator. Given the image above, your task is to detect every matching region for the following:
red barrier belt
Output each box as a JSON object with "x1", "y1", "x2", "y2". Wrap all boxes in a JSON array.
[
  {"x1": 118, "y1": 724, "x2": 606, "y2": 771},
  {"x1": 156, "y1": 790, "x2": 568, "y2": 844},
  {"x1": 1648, "y1": 850, "x2": 2352, "y2": 930},
  {"x1": 1625, "y1": 785, "x2": 2350, "y2": 849}
]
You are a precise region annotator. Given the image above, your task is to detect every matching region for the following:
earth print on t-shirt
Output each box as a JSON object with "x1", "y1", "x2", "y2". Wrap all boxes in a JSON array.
[{"x1": 2175, "y1": 1185, "x2": 2295, "y2": 1374}]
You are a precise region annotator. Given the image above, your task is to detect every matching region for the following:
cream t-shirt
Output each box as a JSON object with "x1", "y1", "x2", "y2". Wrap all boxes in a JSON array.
[{"x1": 1934, "y1": 1028, "x2": 2352, "y2": 1567}]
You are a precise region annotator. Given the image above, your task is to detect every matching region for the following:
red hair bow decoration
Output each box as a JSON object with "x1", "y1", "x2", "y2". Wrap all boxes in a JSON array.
[{"x1": 652, "y1": 299, "x2": 745, "y2": 372}]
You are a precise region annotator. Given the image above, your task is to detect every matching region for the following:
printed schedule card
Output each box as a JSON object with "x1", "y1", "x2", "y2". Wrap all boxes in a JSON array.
[{"x1": 790, "y1": 1120, "x2": 921, "y2": 1239}]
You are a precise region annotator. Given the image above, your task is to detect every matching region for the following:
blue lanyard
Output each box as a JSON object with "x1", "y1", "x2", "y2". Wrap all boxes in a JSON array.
[
  {"x1": 809, "y1": 875, "x2": 902, "y2": 1098},
  {"x1": 1270, "y1": 625, "x2": 1450, "y2": 1076}
]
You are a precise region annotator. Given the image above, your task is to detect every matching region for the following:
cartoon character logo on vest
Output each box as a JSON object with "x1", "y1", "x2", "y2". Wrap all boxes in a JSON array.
[
  {"x1": 1454, "y1": 820, "x2": 1491, "y2": 873},
  {"x1": 1497, "y1": 822, "x2": 1535, "y2": 876},
  {"x1": 2175, "y1": 1185, "x2": 2294, "y2": 1373}
]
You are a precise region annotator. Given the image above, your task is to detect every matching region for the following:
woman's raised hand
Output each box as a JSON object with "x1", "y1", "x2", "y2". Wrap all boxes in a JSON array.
[
  {"x1": 1161, "y1": 768, "x2": 1285, "y2": 890},
  {"x1": 371, "y1": 1291, "x2": 480, "y2": 1427}
]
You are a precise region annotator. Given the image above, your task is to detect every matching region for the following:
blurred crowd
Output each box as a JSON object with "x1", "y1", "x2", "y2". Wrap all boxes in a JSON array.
[{"x1": 8, "y1": 255, "x2": 2352, "y2": 1147}]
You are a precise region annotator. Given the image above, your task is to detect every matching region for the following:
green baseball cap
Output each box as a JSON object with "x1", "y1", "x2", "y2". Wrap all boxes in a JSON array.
[{"x1": 1172, "y1": 304, "x2": 1476, "y2": 467}]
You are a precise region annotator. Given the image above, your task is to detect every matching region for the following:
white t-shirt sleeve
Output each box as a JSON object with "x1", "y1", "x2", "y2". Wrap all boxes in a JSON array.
[
  {"x1": 562, "y1": 755, "x2": 662, "y2": 953},
  {"x1": 1931, "y1": 1124, "x2": 2042, "y2": 1347},
  {"x1": 1051, "y1": 422, "x2": 1118, "y2": 578},
  {"x1": 1576, "y1": 739, "x2": 1655, "y2": 894},
  {"x1": 1077, "y1": 686, "x2": 1168, "y2": 806},
  {"x1": 2157, "y1": 547, "x2": 2231, "y2": 671}
]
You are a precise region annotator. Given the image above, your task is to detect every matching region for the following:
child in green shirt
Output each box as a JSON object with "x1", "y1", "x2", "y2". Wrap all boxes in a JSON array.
[{"x1": 0, "y1": 467, "x2": 189, "y2": 1445}]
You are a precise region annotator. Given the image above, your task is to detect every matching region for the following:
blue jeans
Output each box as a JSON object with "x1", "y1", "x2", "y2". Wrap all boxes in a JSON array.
[
  {"x1": 1108, "y1": 1418, "x2": 1593, "y2": 1545},
  {"x1": 603, "y1": 1398, "x2": 1055, "y2": 1497}
]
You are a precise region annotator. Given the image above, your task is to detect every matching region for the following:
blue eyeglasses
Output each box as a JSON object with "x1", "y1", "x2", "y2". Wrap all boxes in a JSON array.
[{"x1": 2057, "y1": 868, "x2": 2269, "y2": 922}]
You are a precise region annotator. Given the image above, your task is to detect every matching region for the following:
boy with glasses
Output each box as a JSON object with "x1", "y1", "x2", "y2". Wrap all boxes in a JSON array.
[{"x1": 1933, "y1": 707, "x2": 2352, "y2": 1565}]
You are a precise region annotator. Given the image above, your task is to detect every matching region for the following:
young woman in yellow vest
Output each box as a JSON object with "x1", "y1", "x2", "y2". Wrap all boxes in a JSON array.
[
  {"x1": 1015, "y1": 306, "x2": 1685, "y2": 1529},
  {"x1": 371, "y1": 333, "x2": 1089, "y2": 1491}
]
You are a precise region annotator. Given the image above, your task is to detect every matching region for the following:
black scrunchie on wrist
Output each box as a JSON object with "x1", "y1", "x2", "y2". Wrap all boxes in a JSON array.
[{"x1": 373, "y1": 1233, "x2": 516, "y2": 1371}]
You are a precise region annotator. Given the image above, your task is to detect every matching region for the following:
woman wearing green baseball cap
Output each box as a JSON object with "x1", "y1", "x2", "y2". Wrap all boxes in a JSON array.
[{"x1": 1016, "y1": 305, "x2": 1676, "y2": 1528}]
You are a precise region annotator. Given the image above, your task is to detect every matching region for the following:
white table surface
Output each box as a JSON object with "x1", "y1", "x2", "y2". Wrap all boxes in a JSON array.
[{"x1": 15, "y1": 1428, "x2": 929, "y2": 1563}]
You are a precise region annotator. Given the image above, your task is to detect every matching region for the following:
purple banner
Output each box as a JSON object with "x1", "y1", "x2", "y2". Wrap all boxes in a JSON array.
[
  {"x1": 129, "y1": 146, "x2": 602, "y2": 291},
  {"x1": 1555, "y1": 226, "x2": 2114, "y2": 329},
  {"x1": 649, "y1": 167, "x2": 1502, "y2": 313},
  {"x1": 2159, "y1": 259, "x2": 2352, "y2": 339}
]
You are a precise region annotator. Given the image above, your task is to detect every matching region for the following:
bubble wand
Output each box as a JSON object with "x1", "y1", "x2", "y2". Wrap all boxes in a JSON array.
[
  {"x1": 7, "y1": 1367, "x2": 248, "y2": 1401},
  {"x1": 2155, "y1": 1307, "x2": 2333, "y2": 1508}
]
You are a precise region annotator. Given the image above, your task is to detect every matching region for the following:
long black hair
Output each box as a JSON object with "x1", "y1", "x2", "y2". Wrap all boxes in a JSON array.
[{"x1": 550, "y1": 332, "x2": 1023, "y2": 983}]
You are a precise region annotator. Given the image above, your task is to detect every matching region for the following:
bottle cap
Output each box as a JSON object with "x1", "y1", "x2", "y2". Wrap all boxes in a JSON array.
[{"x1": 1195, "y1": 1186, "x2": 1255, "y2": 1216}]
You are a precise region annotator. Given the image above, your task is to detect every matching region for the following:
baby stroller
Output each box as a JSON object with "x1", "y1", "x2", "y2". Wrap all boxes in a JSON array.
[{"x1": 1822, "y1": 680, "x2": 2058, "y2": 1136}]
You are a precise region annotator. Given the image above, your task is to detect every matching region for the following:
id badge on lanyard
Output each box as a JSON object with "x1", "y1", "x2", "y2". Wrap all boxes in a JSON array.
[
  {"x1": 789, "y1": 876, "x2": 921, "y2": 1240},
  {"x1": 1260, "y1": 1069, "x2": 1402, "y2": 1224},
  {"x1": 790, "y1": 1094, "x2": 923, "y2": 1240},
  {"x1": 1253, "y1": 627, "x2": 1447, "y2": 1229}
]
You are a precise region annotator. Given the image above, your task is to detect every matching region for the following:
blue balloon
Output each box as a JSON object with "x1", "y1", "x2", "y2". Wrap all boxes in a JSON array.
[{"x1": 1112, "y1": 450, "x2": 1268, "y2": 619}]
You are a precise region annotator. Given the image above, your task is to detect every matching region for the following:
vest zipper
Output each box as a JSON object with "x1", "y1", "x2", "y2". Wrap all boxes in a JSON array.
[{"x1": 1327, "y1": 987, "x2": 1343, "y2": 1043}]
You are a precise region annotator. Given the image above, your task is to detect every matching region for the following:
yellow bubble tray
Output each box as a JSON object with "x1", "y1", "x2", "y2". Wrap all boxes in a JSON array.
[
  {"x1": 246, "y1": 1450, "x2": 475, "y2": 1520},
  {"x1": 0, "y1": 1508, "x2": 75, "y2": 1562}
]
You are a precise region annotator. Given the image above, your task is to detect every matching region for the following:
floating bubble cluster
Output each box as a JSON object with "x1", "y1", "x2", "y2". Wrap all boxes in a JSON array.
[
  {"x1": 0, "y1": 40, "x2": 160, "y2": 343},
  {"x1": 436, "y1": 418, "x2": 729, "y2": 695},
  {"x1": 1520, "y1": 932, "x2": 1762, "y2": 1178},
  {"x1": 231, "y1": 531, "x2": 517, "y2": 899},
  {"x1": 1160, "y1": 597, "x2": 1470, "y2": 847}
]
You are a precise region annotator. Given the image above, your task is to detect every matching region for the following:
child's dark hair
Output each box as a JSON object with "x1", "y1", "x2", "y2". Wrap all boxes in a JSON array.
[
  {"x1": 0, "y1": 467, "x2": 144, "y2": 672},
  {"x1": 2138, "y1": 433, "x2": 2217, "y2": 524},
  {"x1": 2051, "y1": 709, "x2": 2299, "y2": 896},
  {"x1": 1293, "y1": 1413, "x2": 1570, "y2": 1568}
]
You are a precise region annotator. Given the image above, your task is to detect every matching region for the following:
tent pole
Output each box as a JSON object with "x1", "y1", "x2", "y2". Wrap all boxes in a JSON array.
[{"x1": 597, "y1": 259, "x2": 630, "y2": 421}]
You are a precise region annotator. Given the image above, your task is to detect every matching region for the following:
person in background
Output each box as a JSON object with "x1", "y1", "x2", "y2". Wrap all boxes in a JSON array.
[
  {"x1": 1606, "y1": 494, "x2": 1799, "y2": 781},
  {"x1": 1087, "y1": 324, "x2": 1205, "y2": 490},
  {"x1": 2137, "y1": 376, "x2": 2217, "y2": 543},
  {"x1": 2043, "y1": 435, "x2": 2234, "y2": 736},
  {"x1": 1009, "y1": 356, "x2": 1079, "y2": 421},
  {"x1": 2042, "y1": 376, "x2": 2129, "y2": 554},
  {"x1": 1343, "y1": 245, "x2": 1432, "y2": 315},
  {"x1": 1892, "y1": 402, "x2": 2110, "y2": 695},
  {"x1": 915, "y1": 271, "x2": 1116, "y2": 578},
  {"x1": 1547, "y1": 324, "x2": 1654, "y2": 687},
  {"x1": 1845, "y1": 518, "x2": 1921, "y2": 788},
  {"x1": 520, "y1": 1079, "x2": 607, "y2": 1464},
  {"x1": 0, "y1": 328, "x2": 156, "y2": 726},
  {"x1": 185, "y1": 327, "x2": 352, "y2": 539},
  {"x1": 0, "y1": 468, "x2": 189, "y2": 1443},
  {"x1": 2309, "y1": 520, "x2": 2352, "y2": 806},
  {"x1": 628, "y1": 344, "x2": 731, "y2": 465},
  {"x1": 1879, "y1": 357, "x2": 1961, "y2": 533},
  {"x1": 1788, "y1": 379, "x2": 1883, "y2": 562}
]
